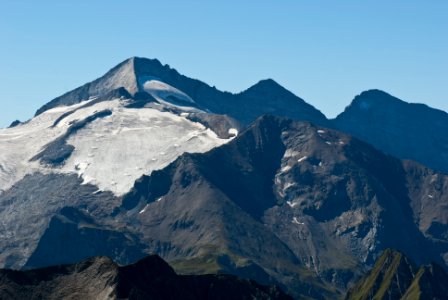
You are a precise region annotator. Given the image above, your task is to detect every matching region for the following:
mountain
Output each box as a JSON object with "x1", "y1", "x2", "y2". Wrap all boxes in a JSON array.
[
  {"x1": 35, "y1": 57, "x2": 329, "y2": 126},
  {"x1": 0, "y1": 254, "x2": 293, "y2": 300},
  {"x1": 0, "y1": 58, "x2": 334, "y2": 298},
  {"x1": 0, "y1": 85, "x2": 233, "y2": 197},
  {"x1": 4, "y1": 115, "x2": 448, "y2": 298},
  {"x1": 113, "y1": 115, "x2": 448, "y2": 288},
  {"x1": 334, "y1": 89, "x2": 448, "y2": 173},
  {"x1": 2, "y1": 57, "x2": 448, "y2": 299},
  {"x1": 345, "y1": 249, "x2": 448, "y2": 300}
]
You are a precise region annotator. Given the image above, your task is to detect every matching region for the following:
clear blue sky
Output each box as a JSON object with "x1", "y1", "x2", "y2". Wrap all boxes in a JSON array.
[{"x1": 1, "y1": 1, "x2": 447, "y2": 127}]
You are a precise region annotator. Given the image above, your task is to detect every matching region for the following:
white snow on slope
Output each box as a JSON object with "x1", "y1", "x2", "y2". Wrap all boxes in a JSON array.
[
  {"x1": 0, "y1": 101, "x2": 92, "y2": 194},
  {"x1": 0, "y1": 97, "x2": 230, "y2": 196},
  {"x1": 292, "y1": 217, "x2": 304, "y2": 225},
  {"x1": 228, "y1": 128, "x2": 238, "y2": 137},
  {"x1": 141, "y1": 79, "x2": 200, "y2": 112},
  {"x1": 287, "y1": 201, "x2": 299, "y2": 208},
  {"x1": 297, "y1": 156, "x2": 308, "y2": 163}
]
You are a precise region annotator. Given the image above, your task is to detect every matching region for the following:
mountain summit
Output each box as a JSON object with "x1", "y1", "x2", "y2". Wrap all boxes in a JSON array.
[
  {"x1": 334, "y1": 90, "x2": 448, "y2": 172},
  {"x1": 35, "y1": 57, "x2": 329, "y2": 126},
  {"x1": 3, "y1": 57, "x2": 448, "y2": 299}
]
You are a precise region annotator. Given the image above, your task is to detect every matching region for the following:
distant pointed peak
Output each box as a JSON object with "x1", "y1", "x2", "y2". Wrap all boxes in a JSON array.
[
  {"x1": 8, "y1": 120, "x2": 22, "y2": 128},
  {"x1": 246, "y1": 78, "x2": 285, "y2": 91},
  {"x1": 345, "y1": 89, "x2": 407, "y2": 112}
]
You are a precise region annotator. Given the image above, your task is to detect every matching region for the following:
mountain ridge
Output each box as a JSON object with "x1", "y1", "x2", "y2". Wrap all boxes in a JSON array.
[
  {"x1": 2, "y1": 57, "x2": 448, "y2": 299},
  {"x1": 345, "y1": 249, "x2": 448, "y2": 300},
  {"x1": 0, "y1": 254, "x2": 293, "y2": 300},
  {"x1": 334, "y1": 88, "x2": 448, "y2": 172},
  {"x1": 34, "y1": 56, "x2": 329, "y2": 126},
  {"x1": 32, "y1": 57, "x2": 448, "y2": 173}
]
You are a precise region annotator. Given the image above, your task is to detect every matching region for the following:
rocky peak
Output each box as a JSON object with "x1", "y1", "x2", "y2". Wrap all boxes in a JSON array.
[
  {"x1": 334, "y1": 89, "x2": 448, "y2": 173},
  {"x1": 241, "y1": 79, "x2": 287, "y2": 94},
  {"x1": 34, "y1": 57, "x2": 139, "y2": 115}
]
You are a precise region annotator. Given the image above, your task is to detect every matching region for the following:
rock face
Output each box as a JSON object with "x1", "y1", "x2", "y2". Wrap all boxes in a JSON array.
[
  {"x1": 32, "y1": 57, "x2": 448, "y2": 174},
  {"x1": 334, "y1": 89, "x2": 448, "y2": 173},
  {"x1": 0, "y1": 255, "x2": 293, "y2": 300},
  {"x1": 117, "y1": 115, "x2": 448, "y2": 292},
  {"x1": 35, "y1": 57, "x2": 329, "y2": 126},
  {"x1": 0, "y1": 173, "x2": 120, "y2": 269},
  {"x1": 4, "y1": 57, "x2": 448, "y2": 299},
  {"x1": 345, "y1": 249, "x2": 448, "y2": 300},
  {"x1": 4, "y1": 116, "x2": 448, "y2": 298}
]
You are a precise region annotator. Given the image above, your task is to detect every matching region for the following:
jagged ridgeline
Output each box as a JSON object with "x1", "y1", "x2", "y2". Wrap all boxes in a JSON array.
[
  {"x1": 345, "y1": 249, "x2": 448, "y2": 300},
  {"x1": 1, "y1": 57, "x2": 448, "y2": 299},
  {"x1": 0, "y1": 255, "x2": 292, "y2": 300}
]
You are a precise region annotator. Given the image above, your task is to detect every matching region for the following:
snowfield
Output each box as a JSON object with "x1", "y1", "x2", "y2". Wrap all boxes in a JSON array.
[{"x1": 0, "y1": 97, "x2": 231, "y2": 196}]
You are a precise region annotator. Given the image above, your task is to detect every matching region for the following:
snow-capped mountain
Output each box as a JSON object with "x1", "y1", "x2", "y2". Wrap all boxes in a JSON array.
[
  {"x1": 0, "y1": 84, "x2": 233, "y2": 197},
  {"x1": 35, "y1": 57, "x2": 329, "y2": 126},
  {"x1": 2, "y1": 57, "x2": 448, "y2": 299},
  {"x1": 0, "y1": 56, "x2": 331, "y2": 198}
]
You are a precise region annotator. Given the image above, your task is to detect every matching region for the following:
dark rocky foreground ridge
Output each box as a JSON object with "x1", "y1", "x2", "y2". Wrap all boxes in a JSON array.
[
  {"x1": 345, "y1": 249, "x2": 448, "y2": 300},
  {"x1": 0, "y1": 254, "x2": 292, "y2": 300}
]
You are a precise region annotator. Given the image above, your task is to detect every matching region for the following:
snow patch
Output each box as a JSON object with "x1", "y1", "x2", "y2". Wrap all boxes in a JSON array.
[
  {"x1": 280, "y1": 165, "x2": 291, "y2": 173},
  {"x1": 141, "y1": 79, "x2": 200, "y2": 112},
  {"x1": 139, "y1": 204, "x2": 149, "y2": 214},
  {"x1": 228, "y1": 128, "x2": 238, "y2": 137},
  {"x1": 297, "y1": 156, "x2": 308, "y2": 163},
  {"x1": 283, "y1": 182, "x2": 295, "y2": 191},
  {"x1": 287, "y1": 201, "x2": 299, "y2": 208},
  {"x1": 292, "y1": 217, "x2": 304, "y2": 225},
  {"x1": 143, "y1": 79, "x2": 194, "y2": 103},
  {"x1": 0, "y1": 98, "x2": 231, "y2": 196},
  {"x1": 284, "y1": 149, "x2": 300, "y2": 158}
]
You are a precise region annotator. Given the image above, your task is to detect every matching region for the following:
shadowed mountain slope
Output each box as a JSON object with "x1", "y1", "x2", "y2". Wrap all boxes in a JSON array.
[
  {"x1": 0, "y1": 255, "x2": 293, "y2": 300},
  {"x1": 334, "y1": 89, "x2": 448, "y2": 173}
]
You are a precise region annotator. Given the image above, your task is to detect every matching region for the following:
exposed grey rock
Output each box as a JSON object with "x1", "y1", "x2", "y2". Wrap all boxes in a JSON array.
[
  {"x1": 35, "y1": 57, "x2": 329, "y2": 127},
  {"x1": 4, "y1": 115, "x2": 448, "y2": 298},
  {"x1": 186, "y1": 113, "x2": 242, "y2": 139},
  {"x1": 24, "y1": 207, "x2": 146, "y2": 269},
  {"x1": 35, "y1": 59, "x2": 138, "y2": 116},
  {"x1": 0, "y1": 172, "x2": 119, "y2": 269},
  {"x1": 118, "y1": 115, "x2": 448, "y2": 292},
  {"x1": 51, "y1": 87, "x2": 131, "y2": 127}
]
